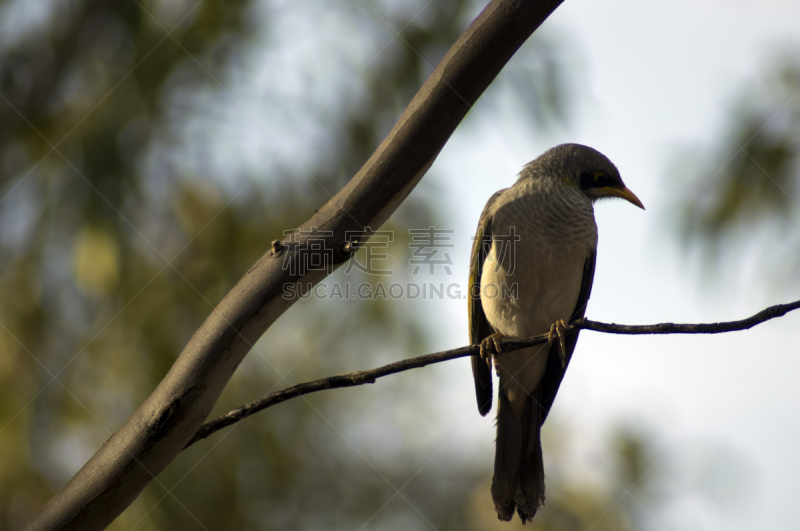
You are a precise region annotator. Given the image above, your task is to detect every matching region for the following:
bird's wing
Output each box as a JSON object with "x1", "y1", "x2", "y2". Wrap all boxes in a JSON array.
[
  {"x1": 538, "y1": 249, "x2": 596, "y2": 422},
  {"x1": 469, "y1": 190, "x2": 505, "y2": 416}
]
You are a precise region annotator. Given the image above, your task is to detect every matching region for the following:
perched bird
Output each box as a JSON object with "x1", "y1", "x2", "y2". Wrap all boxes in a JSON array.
[{"x1": 468, "y1": 144, "x2": 644, "y2": 523}]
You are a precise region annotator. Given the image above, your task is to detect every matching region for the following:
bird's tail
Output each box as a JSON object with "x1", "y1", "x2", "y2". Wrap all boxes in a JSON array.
[{"x1": 492, "y1": 390, "x2": 545, "y2": 523}]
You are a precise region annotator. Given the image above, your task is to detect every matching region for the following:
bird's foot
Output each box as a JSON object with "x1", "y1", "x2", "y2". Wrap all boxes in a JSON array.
[
  {"x1": 479, "y1": 332, "x2": 505, "y2": 373},
  {"x1": 548, "y1": 319, "x2": 568, "y2": 368}
]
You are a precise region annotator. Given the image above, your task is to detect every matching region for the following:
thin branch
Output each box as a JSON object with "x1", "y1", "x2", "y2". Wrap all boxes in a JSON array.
[
  {"x1": 186, "y1": 344, "x2": 481, "y2": 448},
  {"x1": 580, "y1": 300, "x2": 800, "y2": 334},
  {"x1": 186, "y1": 300, "x2": 800, "y2": 447}
]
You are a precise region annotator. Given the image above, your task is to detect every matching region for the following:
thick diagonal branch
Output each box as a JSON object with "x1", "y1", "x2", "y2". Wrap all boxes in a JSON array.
[{"x1": 187, "y1": 299, "x2": 800, "y2": 447}]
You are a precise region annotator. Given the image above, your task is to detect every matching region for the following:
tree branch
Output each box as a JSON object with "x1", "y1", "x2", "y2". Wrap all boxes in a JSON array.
[
  {"x1": 579, "y1": 300, "x2": 800, "y2": 334},
  {"x1": 26, "y1": 1, "x2": 566, "y2": 529},
  {"x1": 186, "y1": 300, "x2": 800, "y2": 448}
]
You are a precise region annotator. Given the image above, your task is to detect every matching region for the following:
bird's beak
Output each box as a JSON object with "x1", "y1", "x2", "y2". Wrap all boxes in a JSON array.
[{"x1": 607, "y1": 187, "x2": 645, "y2": 210}]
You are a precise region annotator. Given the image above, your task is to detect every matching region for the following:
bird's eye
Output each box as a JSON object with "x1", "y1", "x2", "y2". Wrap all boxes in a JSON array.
[
  {"x1": 593, "y1": 173, "x2": 613, "y2": 188},
  {"x1": 579, "y1": 171, "x2": 613, "y2": 190}
]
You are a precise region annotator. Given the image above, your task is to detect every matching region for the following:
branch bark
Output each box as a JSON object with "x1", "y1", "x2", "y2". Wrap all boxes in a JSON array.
[
  {"x1": 186, "y1": 300, "x2": 800, "y2": 447},
  {"x1": 26, "y1": 1, "x2": 565, "y2": 529}
]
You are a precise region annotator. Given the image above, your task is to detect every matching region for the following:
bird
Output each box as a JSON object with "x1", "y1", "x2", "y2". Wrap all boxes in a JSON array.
[{"x1": 468, "y1": 144, "x2": 644, "y2": 523}]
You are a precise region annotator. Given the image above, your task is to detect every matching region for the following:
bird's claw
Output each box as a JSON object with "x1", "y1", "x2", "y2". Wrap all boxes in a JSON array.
[
  {"x1": 479, "y1": 332, "x2": 505, "y2": 374},
  {"x1": 548, "y1": 319, "x2": 568, "y2": 368}
]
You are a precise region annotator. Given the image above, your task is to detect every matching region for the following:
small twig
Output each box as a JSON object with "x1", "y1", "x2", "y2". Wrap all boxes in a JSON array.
[
  {"x1": 580, "y1": 300, "x2": 800, "y2": 334},
  {"x1": 185, "y1": 300, "x2": 800, "y2": 448}
]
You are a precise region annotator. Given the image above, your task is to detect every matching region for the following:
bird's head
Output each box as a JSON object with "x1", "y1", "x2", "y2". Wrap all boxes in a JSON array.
[{"x1": 530, "y1": 143, "x2": 645, "y2": 210}]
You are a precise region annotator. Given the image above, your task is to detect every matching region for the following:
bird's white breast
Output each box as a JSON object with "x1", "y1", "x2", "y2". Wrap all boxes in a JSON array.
[{"x1": 480, "y1": 180, "x2": 597, "y2": 418}]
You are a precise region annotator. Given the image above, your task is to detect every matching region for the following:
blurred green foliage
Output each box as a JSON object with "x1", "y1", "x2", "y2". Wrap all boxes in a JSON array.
[
  {"x1": 0, "y1": 0, "x2": 676, "y2": 529},
  {"x1": 674, "y1": 53, "x2": 800, "y2": 279}
]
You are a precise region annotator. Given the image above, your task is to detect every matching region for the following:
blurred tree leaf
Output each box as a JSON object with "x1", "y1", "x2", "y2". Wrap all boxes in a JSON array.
[{"x1": 673, "y1": 51, "x2": 800, "y2": 280}]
